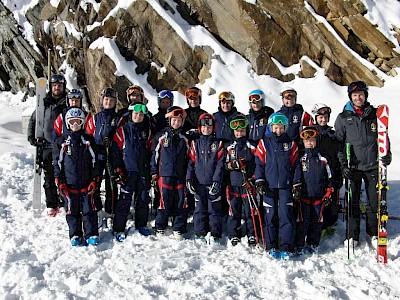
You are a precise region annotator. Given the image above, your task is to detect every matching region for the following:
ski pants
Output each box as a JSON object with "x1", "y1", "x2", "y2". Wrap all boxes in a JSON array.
[
  {"x1": 63, "y1": 191, "x2": 98, "y2": 239},
  {"x1": 226, "y1": 185, "x2": 255, "y2": 239},
  {"x1": 295, "y1": 200, "x2": 323, "y2": 248},
  {"x1": 194, "y1": 184, "x2": 222, "y2": 238},
  {"x1": 113, "y1": 172, "x2": 150, "y2": 233},
  {"x1": 155, "y1": 176, "x2": 188, "y2": 233},
  {"x1": 262, "y1": 188, "x2": 295, "y2": 252},
  {"x1": 95, "y1": 159, "x2": 118, "y2": 214},
  {"x1": 348, "y1": 169, "x2": 379, "y2": 240},
  {"x1": 43, "y1": 148, "x2": 59, "y2": 208},
  {"x1": 322, "y1": 188, "x2": 341, "y2": 229}
]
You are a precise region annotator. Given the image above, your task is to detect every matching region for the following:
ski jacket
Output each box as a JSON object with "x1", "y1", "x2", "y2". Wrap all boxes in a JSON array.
[
  {"x1": 277, "y1": 104, "x2": 314, "y2": 142},
  {"x1": 53, "y1": 108, "x2": 89, "y2": 142},
  {"x1": 225, "y1": 137, "x2": 256, "y2": 187},
  {"x1": 28, "y1": 92, "x2": 67, "y2": 148},
  {"x1": 247, "y1": 106, "x2": 274, "y2": 143},
  {"x1": 300, "y1": 148, "x2": 333, "y2": 198},
  {"x1": 182, "y1": 106, "x2": 207, "y2": 140},
  {"x1": 255, "y1": 133, "x2": 301, "y2": 189},
  {"x1": 153, "y1": 107, "x2": 168, "y2": 134},
  {"x1": 187, "y1": 135, "x2": 225, "y2": 186},
  {"x1": 151, "y1": 128, "x2": 189, "y2": 179},
  {"x1": 213, "y1": 107, "x2": 240, "y2": 143},
  {"x1": 334, "y1": 101, "x2": 385, "y2": 171},
  {"x1": 114, "y1": 120, "x2": 151, "y2": 174},
  {"x1": 53, "y1": 131, "x2": 98, "y2": 189},
  {"x1": 119, "y1": 106, "x2": 156, "y2": 136}
]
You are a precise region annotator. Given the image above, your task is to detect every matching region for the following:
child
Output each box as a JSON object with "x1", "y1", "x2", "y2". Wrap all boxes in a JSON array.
[
  {"x1": 247, "y1": 89, "x2": 274, "y2": 143},
  {"x1": 112, "y1": 103, "x2": 152, "y2": 241},
  {"x1": 154, "y1": 90, "x2": 174, "y2": 133},
  {"x1": 294, "y1": 126, "x2": 334, "y2": 254},
  {"x1": 186, "y1": 113, "x2": 225, "y2": 244},
  {"x1": 255, "y1": 112, "x2": 301, "y2": 260},
  {"x1": 53, "y1": 107, "x2": 99, "y2": 246},
  {"x1": 225, "y1": 114, "x2": 257, "y2": 247},
  {"x1": 150, "y1": 106, "x2": 190, "y2": 240}
]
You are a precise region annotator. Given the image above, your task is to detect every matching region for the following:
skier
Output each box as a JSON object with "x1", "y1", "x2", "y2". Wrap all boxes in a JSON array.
[
  {"x1": 247, "y1": 89, "x2": 274, "y2": 143},
  {"x1": 255, "y1": 112, "x2": 301, "y2": 260},
  {"x1": 154, "y1": 90, "x2": 174, "y2": 133},
  {"x1": 182, "y1": 87, "x2": 207, "y2": 140},
  {"x1": 225, "y1": 114, "x2": 257, "y2": 247},
  {"x1": 311, "y1": 103, "x2": 342, "y2": 237},
  {"x1": 53, "y1": 107, "x2": 100, "y2": 246},
  {"x1": 27, "y1": 74, "x2": 67, "y2": 216},
  {"x1": 294, "y1": 126, "x2": 334, "y2": 255},
  {"x1": 334, "y1": 81, "x2": 391, "y2": 247},
  {"x1": 150, "y1": 106, "x2": 190, "y2": 240},
  {"x1": 186, "y1": 113, "x2": 225, "y2": 244},
  {"x1": 112, "y1": 103, "x2": 152, "y2": 241}
]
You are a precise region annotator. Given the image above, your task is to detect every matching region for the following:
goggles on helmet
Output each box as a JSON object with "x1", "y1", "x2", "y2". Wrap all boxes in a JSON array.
[
  {"x1": 67, "y1": 90, "x2": 82, "y2": 99},
  {"x1": 185, "y1": 88, "x2": 200, "y2": 99},
  {"x1": 282, "y1": 93, "x2": 296, "y2": 100},
  {"x1": 249, "y1": 94, "x2": 263, "y2": 104},
  {"x1": 269, "y1": 114, "x2": 288, "y2": 126},
  {"x1": 230, "y1": 118, "x2": 249, "y2": 130},
  {"x1": 348, "y1": 81, "x2": 368, "y2": 93},
  {"x1": 67, "y1": 118, "x2": 84, "y2": 128},
  {"x1": 129, "y1": 103, "x2": 148, "y2": 114},
  {"x1": 316, "y1": 107, "x2": 331, "y2": 115},
  {"x1": 219, "y1": 92, "x2": 234, "y2": 102},
  {"x1": 166, "y1": 108, "x2": 186, "y2": 119},
  {"x1": 126, "y1": 85, "x2": 144, "y2": 96},
  {"x1": 300, "y1": 128, "x2": 318, "y2": 139},
  {"x1": 102, "y1": 88, "x2": 118, "y2": 98},
  {"x1": 200, "y1": 118, "x2": 214, "y2": 127},
  {"x1": 50, "y1": 74, "x2": 65, "y2": 84},
  {"x1": 159, "y1": 90, "x2": 173, "y2": 99}
]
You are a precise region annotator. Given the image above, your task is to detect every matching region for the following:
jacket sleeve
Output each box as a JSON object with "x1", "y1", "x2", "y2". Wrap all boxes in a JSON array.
[
  {"x1": 334, "y1": 114, "x2": 347, "y2": 166},
  {"x1": 212, "y1": 141, "x2": 226, "y2": 183},
  {"x1": 186, "y1": 141, "x2": 196, "y2": 181},
  {"x1": 150, "y1": 133, "x2": 161, "y2": 175},
  {"x1": 27, "y1": 110, "x2": 36, "y2": 140},
  {"x1": 254, "y1": 139, "x2": 266, "y2": 181},
  {"x1": 52, "y1": 137, "x2": 63, "y2": 181},
  {"x1": 290, "y1": 141, "x2": 301, "y2": 184}
]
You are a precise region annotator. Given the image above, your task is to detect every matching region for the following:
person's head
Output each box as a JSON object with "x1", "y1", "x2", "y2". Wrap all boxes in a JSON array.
[
  {"x1": 347, "y1": 81, "x2": 368, "y2": 109},
  {"x1": 229, "y1": 114, "x2": 248, "y2": 139},
  {"x1": 248, "y1": 89, "x2": 265, "y2": 112},
  {"x1": 280, "y1": 87, "x2": 297, "y2": 108},
  {"x1": 49, "y1": 74, "x2": 66, "y2": 99},
  {"x1": 157, "y1": 90, "x2": 174, "y2": 109},
  {"x1": 67, "y1": 89, "x2": 83, "y2": 108},
  {"x1": 197, "y1": 113, "x2": 215, "y2": 136},
  {"x1": 184, "y1": 87, "x2": 202, "y2": 108},
  {"x1": 126, "y1": 84, "x2": 146, "y2": 104},
  {"x1": 267, "y1": 112, "x2": 288, "y2": 137},
  {"x1": 101, "y1": 88, "x2": 118, "y2": 109},
  {"x1": 300, "y1": 126, "x2": 319, "y2": 149},
  {"x1": 311, "y1": 103, "x2": 331, "y2": 126},
  {"x1": 128, "y1": 103, "x2": 148, "y2": 123},
  {"x1": 165, "y1": 106, "x2": 186, "y2": 130},
  {"x1": 65, "y1": 107, "x2": 86, "y2": 132},
  {"x1": 219, "y1": 91, "x2": 235, "y2": 113}
]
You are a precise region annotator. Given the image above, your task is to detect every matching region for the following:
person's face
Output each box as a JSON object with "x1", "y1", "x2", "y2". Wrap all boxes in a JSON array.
[
  {"x1": 187, "y1": 96, "x2": 200, "y2": 108},
  {"x1": 220, "y1": 100, "x2": 233, "y2": 112},
  {"x1": 304, "y1": 137, "x2": 317, "y2": 149},
  {"x1": 272, "y1": 124, "x2": 285, "y2": 136},
  {"x1": 250, "y1": 100, "x2": 263, "y2": 111},
  {"x1": 159, "y1": 98, "x2": 171, "y2": 109},
  {"x1": 351, "y1": 91, "x2": 366, "y2": 108},
  {"x1": 170, "y1": 117, "x2": 183, "y2": 129},
  {"x1": 131, "y1": 111, "x2": 145, "y2": 123},
  {"x1": 51, "y1": 82, "x2": 64, "y2": 98},
  {"x1": 201, "y1": 125, "x2": 213, "y2": 136},
  {"x1": 102, "y1": 96, "x2": 116, "y2": 109},
  {"x1": 316, "y1": 114, "x2": 329, "y2": 126},
  {"x1": 234, "y1": 127, "x2": 246, "y2": 138},
  {"x1": 69, "y1": 97, "x2": 81, "y2": 107},
  {"x1": 282, "y1": 92, "x2": 296, "y2": 107},
  {"x1": 129, "y1": 93, "x2": 144, "y2": 104}
]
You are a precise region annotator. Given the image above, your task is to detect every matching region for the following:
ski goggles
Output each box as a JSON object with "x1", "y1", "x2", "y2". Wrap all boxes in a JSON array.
[
  {"x1": 316, "y1": 107, "x2": 331, "y2": 115},
  {"x1": 67, "y1": 118, "x2": 84, "y2": 127},
  {"x1": 269, "y1": 114, "x2": 288, "y2": 126},
  {"x1": 282, "y1": 93, "x2": 296, "y2": 100},
  {"x1": 185, "y1": 88, "x2": 200, "y2": 99},
  {"x1": 128, "y1": 103, "x2": 148, "y2": 114},
  {"x1": 165, "y1": 108, "x2": 187, "y2": 119},
  {"x1": 158, "y1": 90, "x2": 173, "y2": 99},
  {"x1": 67, "y1": 90, "x2": 82, "y2": 99},
  {"x1": 219, "y1": 92, "x2": 234, "y2": 102},
  {"x1": 199, "y1": 118, "x2": 214, "y2": 126},
  {"x1": 102, "y1": 88, "x2": 118, "y2": 98},
  {"x1": 230, "y1": 118, "x2": 249, "y2": 130},
  {"x1": 126, "y1": 85, "x2": 144, "y2": 97},
  {"x1": 248, "y1": 94, "x2": 263, "y2": 104},
  {"x1": 50, "y1": 74, "x2": 65, "y2": 84},
  {"x1": 300, "y1": 128, "x2": 318, "y2": 139}
]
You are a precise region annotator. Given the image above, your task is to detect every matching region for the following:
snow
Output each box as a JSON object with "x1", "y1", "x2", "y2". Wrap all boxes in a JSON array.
[{"x1": 1, "y1": 0, "x2": 400, "y2": 299}]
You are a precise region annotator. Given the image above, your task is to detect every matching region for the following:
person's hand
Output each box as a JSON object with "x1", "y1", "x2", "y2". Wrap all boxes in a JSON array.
[
  {"x1": 114, "y1": 168, "x2": 126, "y2": 184},
  {"x1": 255, "y1": 180, "x2": 266, "y2": 195},
  {"x1": 151, "y1": 174, "x2": 159, "y2": 191},
  {"x1": 381, "y1": 154, "x2": 391, "y2": 166},
  {"x1": 186, "y1": 180, "x2": 196, "y2": 195},
  {"x1": 341, "y1": 166, "x2": 354, "y2": 180},
  {"x1": 28, "y1": 136, "x2": 37, "y2": 146},
  {"x1": 323, "y1": 187, "x2": 334, "y2": 206},
  {"x1": 87, "y1": 181, "x2": 96, "y2": 195},
  {"x1": 227, "y1": 159, "x2": 240, "y2": 170},
  {"x1": 292, "y1": 183, "x2": 302, "y2": 199},
  {"x1": 209, "y1": 182, "x2": 221, "y2": 196}
]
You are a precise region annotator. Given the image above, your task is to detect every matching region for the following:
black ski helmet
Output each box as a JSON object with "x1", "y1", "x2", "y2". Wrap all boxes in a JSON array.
[
  {"x1": 347, "y1": 81, "x2": 368, "y2": 100},
  {"x1": 66, "y1": 89, "x2": 83, "y2": 108},
  {"x1": 184, "y1": 87, "x2": 202, "y2": 105},
  {"x1": 49, "y1": 74, "x2": 66, "y2": 91}
]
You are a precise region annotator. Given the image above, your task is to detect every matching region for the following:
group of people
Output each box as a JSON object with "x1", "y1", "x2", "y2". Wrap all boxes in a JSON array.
[{"x1": 27, "y1": 75, "x2": 391, "y2": 260}]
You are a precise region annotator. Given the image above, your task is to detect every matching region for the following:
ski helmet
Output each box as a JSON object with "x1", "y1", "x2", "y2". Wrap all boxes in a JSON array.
[
  {"x1": 197, "y1": 113, "x2": 215, "y2": 134},
  {"x1": 157, "y1": 90, "x2": 174, "y2": 107},
  {"x1": 49, "y1": 74, "x2": 66, "y2": 90},
  {"x1": 300, "y1": 126, "x2": 319, "y2": 140},
  {"x1": 311, "y1": 103, "x2": 331, "y2": 117},
  {"x1": 347, "y1": 81, "x2": 368, "y2": 100},
  {"x1": 219, "y1": 91, "x2": 235, "y2": 105},
  {"x1": 66, "y1": 89, "x2": 83, "y2": 108},
  {"x1": 65, "y1": 107, "x2": 86, "y2": 131},
  {"x1": 126, "y1": 84, "x2": 144, "y2": 103},
  {"x1": 184, "y1": 87, "x2": 202, "y2": 105},
  {"x1": 280, "y1": 87, "x2": 297, "y2": 97},
  {"x1": 267, "y1": 112, "x2": 289, "y2": 133},
  {"x1": 248, "y1": 89, "x2": 265, "y2": 107}
]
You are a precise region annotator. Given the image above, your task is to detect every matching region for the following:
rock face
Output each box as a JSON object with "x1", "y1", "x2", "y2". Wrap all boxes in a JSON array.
[{"x1": 0, "y1": 0, "x2": 399, "y2": 110}]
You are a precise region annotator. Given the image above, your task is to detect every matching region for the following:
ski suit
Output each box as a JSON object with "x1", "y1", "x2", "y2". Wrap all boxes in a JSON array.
[
  {"x1": 278, "y1": 104, "x2": 314, "y2": 143},
  {"x1": 247, "y1": 106, "x2": 274, "y2": 143}
]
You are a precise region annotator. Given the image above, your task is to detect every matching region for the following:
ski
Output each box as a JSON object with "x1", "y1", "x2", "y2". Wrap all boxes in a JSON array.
[
  {"x1": 32, "y1": 77, "x2": 47, "y2": 215},
  {"x1": 376, "y1": 104, "x2": 389, "y2": 264}
]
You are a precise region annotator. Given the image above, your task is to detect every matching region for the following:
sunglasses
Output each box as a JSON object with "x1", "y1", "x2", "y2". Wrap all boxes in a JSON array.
[
  {"x1": 219, "y1": 92, "x2": 234, "y2": 102},
  {"x1": 317, "y1": 107, "x2": 331, "y2": 115},
  {"x1": 185, "y1": 89, "x2": 201, "y2": 99},
  {"x1": 269, "y1": 114, "x2": 288, "y2": 126},
  {"x1": 67, "y1": 91, "x2": 82, "y2": 99},
  {"x1": 50, "y1": 74, "x2": 65, "y2": 84},
  {"x1": 129, "y1": 103, "x2": 148, "y2": 114},
  {"x1": 102, "y1": 88, "x2": 118, "y2": 98},
  {"x1": 200, "y1": 118, "x2": 213, "y2": 126},
  {"x1": 166, "y1": 108, "x2": 187, "y2": 119},
  {"x1": 300, "y1": 129, "x2": 318, "y2": 139},
  {"x1": 230, "y1": 118, "x2": 249, "y2": 130},
  {"x1": 159, "y1": 90, "x2": 173, "y2": 99}
]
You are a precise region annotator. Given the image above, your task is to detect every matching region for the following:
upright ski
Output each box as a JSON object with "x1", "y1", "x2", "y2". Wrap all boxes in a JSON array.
[
  {"x1": 32, "y1": 77, "x2": 47, "y2": 214},
  {"x1": 376, "y1": 104, "x2": 389, "y2": 264}
]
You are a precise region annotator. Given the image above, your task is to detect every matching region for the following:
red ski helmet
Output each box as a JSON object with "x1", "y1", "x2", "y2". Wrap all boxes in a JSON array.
[{"x1": 197, "y1": 113, "x2": 215, "y2": 134}]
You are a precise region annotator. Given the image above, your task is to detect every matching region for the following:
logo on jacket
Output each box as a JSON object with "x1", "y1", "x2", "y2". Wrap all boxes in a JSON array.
[
  {"x1": 229, "y1": 149, "x2": 236, "y2": 159},
  {"x1": 141, "y1": 131, "x2": 147, "y2": 139},
  {"x1": 163, "y1": 138, "x2": 169, "y2": 147},
  {"x1": 302, "y1": 160, "x2": 308, "y2": 172},
  {"x1": 259, "y1": 118, "x2": 264, "y2": 126},
  {"x1": 210, "y1": 143, "x2": 217, "y2": 152},
  {"x1": 293, "y1": 115, "x2": 299, "y2": 124},
  {"x1": 371, "y1": 122, "x2": 377, "y2": 132},
  {"x1": 283, "y1": 143, "x2": 289, "y2": 151}
]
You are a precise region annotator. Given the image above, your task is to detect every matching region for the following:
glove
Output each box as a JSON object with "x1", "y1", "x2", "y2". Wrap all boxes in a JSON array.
[
  {"x1": 322, "y1": 187, "x2": 334, "y2": 206},
  {"x1": 209, "y1": 182, "x2": 221, "y2": 196},
  {"x1": 151, "y1": 174, "x2": 159, "y2": 191},
  {"x1": 255, "y1": 180, "x2": 266, "y2": 195},
  {"x1": 292, "y1": 183, "x2": 302, "y2": 199},
  {"x1": 28, "y1": 136, "x2": 37, "y2": 146},
  {"x1": 381, "y1": 154, "x2": 391, "y2": 166},
  {"x1": 55, "y1": 178, "x2": 68, "y2": 197},
  {"x1": 87, "y1": 181, "x2": 96, "y2": 195},
  {"x1": 186, "y1": 180, "x2": 196, "y2": 195},
  {"x1": 114, "y1": 167, "x2": 126, "y2": 184},
  {"x1": 341, "y1": 166, "x2": 354, "y2": 180},
  {"x1": 103, "y1": 137, "x2": 111, "y2": 148},
  {"x1": 248, "y1": 178, "x2": 255, "y2": 189},
  {"x1": 227, "y1": 159, "x2": 240, "y2": 171}
]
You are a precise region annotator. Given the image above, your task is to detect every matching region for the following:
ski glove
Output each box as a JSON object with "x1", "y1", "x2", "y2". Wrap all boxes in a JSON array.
[
  {"x1": 186, "y1": 180, "x2": 196, "y2": 195},
  {"x1": 292, "y1": 183, "x2": 302, "y2": 199},
  {"x1": 28, "y1": 136, "x2": 37, "y2": 146},
  {"x1": 87, "y1": 181, "x2": 96, "y2": 195},
  {"x1": 341, "y1": 166, "x2": 354, "y2": 180},
  {"x1": 114, "y1": 167, "x2": 126, "y2": 184},
  {"x1": 55, "y1": 178, "x2": 68, "y2": 197},
  {"x1": 322, "y1": 187, "x2": 334, "y2": 206},
  {"x1": 151, "y1": 174, "x2": 159, "y2": 191},
  {"x1": 255, "y1": 180, "x2": 266, "y2": 195},
  {"x1": 209, "y1": 182, "x2": 221, "y2": 196},
  {"x1": 381, "y1": 153, "x2": 391, "y2": 166},
  {"x1": 226, "y1": 159, "x2": 241, "y2": 171}
]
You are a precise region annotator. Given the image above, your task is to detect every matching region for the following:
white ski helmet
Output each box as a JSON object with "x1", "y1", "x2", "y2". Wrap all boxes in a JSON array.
[
  {"x1": 280, "y1": 87, "x2": 297, "y2": 97},
  {"x1": 311, "y1": 103, "x2": 331, "y2": 116},
  {"x1": 65, "y1": 107, "x2": 86, "y2": 130}
]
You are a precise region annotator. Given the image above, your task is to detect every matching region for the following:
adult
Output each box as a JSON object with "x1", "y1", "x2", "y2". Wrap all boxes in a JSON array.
[
  {"x1": 154, "y1": 90, "x2": 174, "y2": 133},
  {"x1": 247, "y1": 89, "x2": 274, "y2": 143},
  {"x1": 182, "y1": 87, "x2": 207, "y2": 140}
]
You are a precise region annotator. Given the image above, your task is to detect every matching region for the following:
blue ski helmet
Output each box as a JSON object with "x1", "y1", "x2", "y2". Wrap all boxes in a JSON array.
[
  {"x1": 157, "y1": 90, "x2": 174, "y2": 107},
  {"x1": 248, "y1": 89, "x2": 265, "y2": 107},
  {"x1": 266, "y1": 112, "x2": 288, "y2": 134}
]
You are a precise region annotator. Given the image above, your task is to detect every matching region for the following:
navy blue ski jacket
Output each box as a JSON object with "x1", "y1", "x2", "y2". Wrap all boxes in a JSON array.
[
  {"x1": 247, "y1": 106, "x2": 274, "y2": 143},
  {"x1": 277, "y1": 104, "x2": 313, "y2": 141}
]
